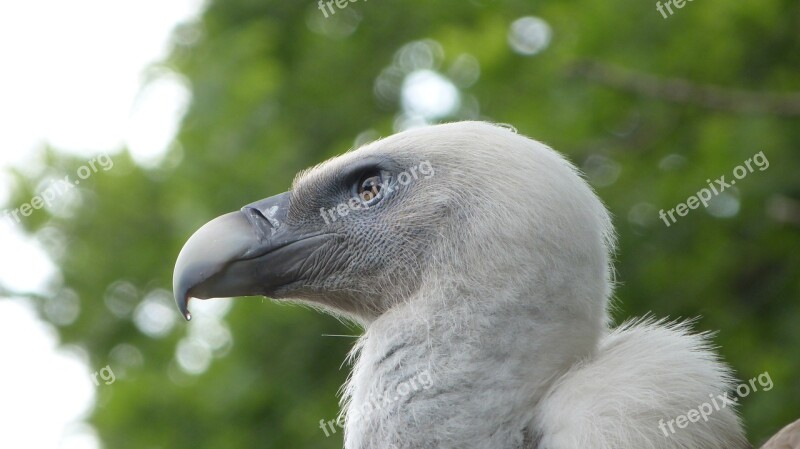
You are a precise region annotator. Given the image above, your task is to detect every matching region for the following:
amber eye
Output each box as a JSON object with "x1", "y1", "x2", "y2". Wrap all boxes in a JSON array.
[{"x1": 357, "y1": 173, "x2": 383, "y2": 204}]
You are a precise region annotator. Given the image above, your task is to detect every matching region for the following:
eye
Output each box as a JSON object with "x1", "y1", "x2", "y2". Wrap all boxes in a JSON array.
[{"x1": 356, "y1": 172, "x2": 384, "y2": 205}]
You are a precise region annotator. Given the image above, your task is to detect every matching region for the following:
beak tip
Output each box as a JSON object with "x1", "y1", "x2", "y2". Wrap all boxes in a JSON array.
[
  {"x1": 174, "y1": 284, "x2": 193, "y2": 321},
  {"x1": 178, "y1": 299, "x2": 192, "y2": 321},
  {"x1": 179, "y1": 301, "x2": 191, "y2": 321}
]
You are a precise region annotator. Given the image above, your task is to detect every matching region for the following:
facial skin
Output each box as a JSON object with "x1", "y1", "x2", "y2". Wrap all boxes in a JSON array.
[{"x1": 173, "y1": 152, "x2": 444, "y2": 323}]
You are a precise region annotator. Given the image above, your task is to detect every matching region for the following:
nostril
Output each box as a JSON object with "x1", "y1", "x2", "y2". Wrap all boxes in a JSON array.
[
  {"x1": 242, "y1": 206, "x2": 270, "y2": 224},
  {"x1": 241, "y1": 206, "x2": 277, "y2": 241},
  {"x1": 240, "y1": 191, "x2": 291, "y2": 240}
]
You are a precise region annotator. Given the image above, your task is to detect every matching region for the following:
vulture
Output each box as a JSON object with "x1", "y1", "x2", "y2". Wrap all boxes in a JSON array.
[{"x1": 173, "y1": 121, "x2": 796, "y2": 449}]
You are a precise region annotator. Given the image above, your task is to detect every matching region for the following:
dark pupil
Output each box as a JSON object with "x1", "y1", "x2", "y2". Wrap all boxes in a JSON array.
[{"x1": 360, "y1": 176, "x2": 381, "y2": 201}]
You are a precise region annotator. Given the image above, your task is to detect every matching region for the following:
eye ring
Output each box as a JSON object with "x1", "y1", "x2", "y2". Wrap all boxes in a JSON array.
[{"x1": 355, "y1": 171, "x2": 385, "y2": 206}]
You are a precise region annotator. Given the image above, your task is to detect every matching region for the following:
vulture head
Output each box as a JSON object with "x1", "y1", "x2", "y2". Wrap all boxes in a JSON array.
[
  {"x1": 173, "y1": 122, "x2": 762, "y2": 449},
  {"x1": 175, "y1": 121, "x2": 611, "y2": 332}
]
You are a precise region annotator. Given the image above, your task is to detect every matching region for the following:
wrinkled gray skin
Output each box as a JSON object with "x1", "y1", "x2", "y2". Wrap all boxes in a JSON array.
[{"x1": 174, "y1": 152, "x2": 442, "y2": 323}]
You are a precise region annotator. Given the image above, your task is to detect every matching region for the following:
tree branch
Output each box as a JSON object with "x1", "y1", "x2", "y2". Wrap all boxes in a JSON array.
[{"x1": 568, "y1": 59, "x2": 800, "y2": 117}]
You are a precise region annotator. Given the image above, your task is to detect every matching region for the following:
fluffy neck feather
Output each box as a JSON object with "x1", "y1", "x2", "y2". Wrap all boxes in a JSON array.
[
  {"x1": 342, "y1": 270, "x2": 603, "y2": 449},
  {"x1": 340, "y1": 287, "x2": 748, "y2": 449}
]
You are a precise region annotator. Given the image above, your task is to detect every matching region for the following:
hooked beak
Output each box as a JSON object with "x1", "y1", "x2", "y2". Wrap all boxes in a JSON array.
[{"x1": 172, "y1": 192, "x2": 330, "y2": 320}]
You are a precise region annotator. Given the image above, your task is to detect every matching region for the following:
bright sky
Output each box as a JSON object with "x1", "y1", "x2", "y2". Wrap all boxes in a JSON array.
[{"x1": 0, "y1": 0, "x2": 202, "y2": 447}]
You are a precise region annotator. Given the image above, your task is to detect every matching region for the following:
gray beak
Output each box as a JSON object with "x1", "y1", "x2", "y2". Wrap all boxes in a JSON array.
[{"x1": 173, "y1": 192, "x2": 329, "y2": 320}]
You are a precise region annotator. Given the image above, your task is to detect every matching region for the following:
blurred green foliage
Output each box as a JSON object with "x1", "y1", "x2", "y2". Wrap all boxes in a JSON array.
[{"x1": 4, "y1": 0, "x2": 799, "y2": 447}]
